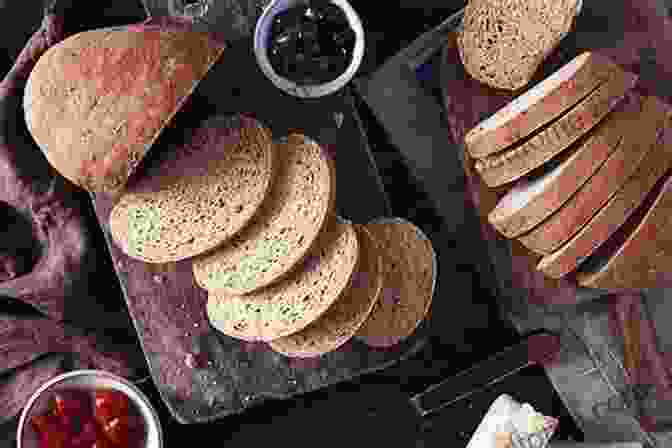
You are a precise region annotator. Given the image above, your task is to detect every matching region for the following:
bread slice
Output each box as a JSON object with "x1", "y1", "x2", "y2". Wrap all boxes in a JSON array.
[
  {"x1": 458, "y1": 0, "x2": 580, "y2": 91},
  {"x1": 192, "y1": 134, "x2": 336, "y2": 295},
  {"x1": 23, "y1": 25, "x2": 225, "y2": 194},
  {"x1": 268, "y1": 225, "x2": 383, "y2": 358},
  {"x1": 109, "y1": 115, "x2": 275, "y2": 263},
  {"x1": 465, "y1": 52, "x2": 621, "y2": 158},
  {"x1": 518, "y1": 95, "x2": 671, "y2": 255},
  {"x1": 475, "y1": 69, "x2": 638, "y2": 187},
  {"x1": 539, "y1": 115, "x2": 672, "y2": 279},
  {"x1": 206, "y1": 217, "x2": 359, "y2": 342},
  {"x1": 576, "y1": 170, "x2": 672, "y2": 290},
  {"x1": 488, "y1": 93, "x2": 628, "y2": 238},
  {"x1": 356, "y1": 217, "x2": 437, "y2": 348}
]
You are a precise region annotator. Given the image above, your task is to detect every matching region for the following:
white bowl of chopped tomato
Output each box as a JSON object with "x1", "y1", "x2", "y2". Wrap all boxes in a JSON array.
[{"x1": 16, "y1": 370, "x2": 162, "y2": 448}]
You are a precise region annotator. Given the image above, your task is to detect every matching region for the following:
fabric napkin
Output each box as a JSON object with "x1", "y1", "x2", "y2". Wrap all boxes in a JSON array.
[{"x1": 0, "y1": 11, "x2": 146, "y2": 426}]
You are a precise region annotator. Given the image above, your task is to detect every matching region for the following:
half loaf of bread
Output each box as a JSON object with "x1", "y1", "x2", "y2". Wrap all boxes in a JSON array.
[{"x1": 24, "y1": 25, "x2": 224, "y2": 194}]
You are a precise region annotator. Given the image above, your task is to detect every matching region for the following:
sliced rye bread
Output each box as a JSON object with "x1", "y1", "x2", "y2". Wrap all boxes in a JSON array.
[
  {"x1": 192, "y1": 134, "x2": 336, "y2": 295},
  {"x1": 575, "y1": 171, "x2": 672, "y2": 290},
  {"x1": 475, "y1": 69, "x2": 638, "y2": 187},
  {"x1": 518, "y1": 95, "x2": 671, "y2": 255},
  {"x1": 458, "y1": 0, "x2": 580, "y2": 91},
  {"x1": 465, "y1": 52, "x2": 621, "y2": 158},
  {"x1": 109, "y1": 115, "x2": 275, "y2": 263},
  {"x1": 539, "y1": 117, "x2": 672, "y2": 279},
  {"x1": 23, "y1": 25, "x2": 225, "y2": 194},
  {"x1": 356, "y1": 218, "x2": 437, "y2": 348},
  {"x1": 488, "y1": 90, "x2": 642, "y2": 239},
  {"x1": 206, "y1": 217, "x2": 359, "y2": 342},
  {"x1": 268, "y1": 225, "x2": 383, "y2": 358}
]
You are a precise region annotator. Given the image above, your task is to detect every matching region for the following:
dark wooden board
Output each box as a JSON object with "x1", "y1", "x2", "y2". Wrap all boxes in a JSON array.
[{"x1": 89, "y1": 37, "x2": 437, "y2": 424}]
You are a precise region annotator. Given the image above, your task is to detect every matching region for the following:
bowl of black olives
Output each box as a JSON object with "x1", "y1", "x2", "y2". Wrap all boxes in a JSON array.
[{"x1": 254, "y1": 0, "x2": 365, "y2": 98}]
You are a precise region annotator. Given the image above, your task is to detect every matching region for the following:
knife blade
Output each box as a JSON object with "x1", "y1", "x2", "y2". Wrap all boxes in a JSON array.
[{"x1": 410, "y1": 330, "x2": 562, "y2": 418}]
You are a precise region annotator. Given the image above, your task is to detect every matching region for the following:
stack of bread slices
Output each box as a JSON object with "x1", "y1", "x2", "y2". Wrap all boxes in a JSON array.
[
  {"x1": 106, "y1": 114, "x2": 437, "y2": 358},
  {"x1": 466, "y1": 51, "x2": 672, "y2": 291}
]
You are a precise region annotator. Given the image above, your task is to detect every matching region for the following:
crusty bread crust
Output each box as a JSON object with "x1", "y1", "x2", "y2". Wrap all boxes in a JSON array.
[
  {"x1": 518, "y1": 95, "x2": 671, "y2": 255},
  {"x1": 475, "y1": 69, "x2": 637, "y2": 187},
  {"x1": 576, "y1": 171, "x2": 672, "y2": 290},
  {"x1": 488, "y1": 96, "x2": 626, "y2": 239},
  {"x1": 465, "y1": 52, "x2": 621, "y2": 158},
  {"x1": 24, "y1": 25, "x2": 224, "y2": 194},
  {"x1": 539, "y1": 114, "x2": 672, "y2": 279}
]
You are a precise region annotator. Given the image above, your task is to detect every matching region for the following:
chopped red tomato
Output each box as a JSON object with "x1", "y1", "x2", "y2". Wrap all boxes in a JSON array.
[{"x1": 94, "y1": 390, "x2": 129, "y2": 426}]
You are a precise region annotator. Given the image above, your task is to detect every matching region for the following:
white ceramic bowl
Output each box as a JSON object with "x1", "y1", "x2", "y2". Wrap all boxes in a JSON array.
[
  {"x1": 17, "y1": 370, "x2": 163, "y2": 448},
  {"x1": 254, "y1": 0, "x2": 365, "y2": 98}
]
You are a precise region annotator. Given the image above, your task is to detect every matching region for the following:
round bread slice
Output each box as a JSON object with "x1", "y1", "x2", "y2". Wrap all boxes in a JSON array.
[
  {"x1": 356, "y1": 217, "x2": 437, "y2": 348},
  {"x1": 518, "y1": 95, "x2": 671, "y2": 255},
  {"x1": 23, "y1": 25, "x2": 225, "y2": 194},
  {"x1": 193, "y1": 134, "x2": 336, "y2": 295},
  {"x1": 269, "y1": 225, "x2": 383, "y2": 358},
  {"x1": 109, "y1": 115, "x2": 275, "y2": 263},
  {"x1": 206, "y1": 217, "x2": 359, "y2": 342},
  {"x1": 538, "y1": 117, "x2": 672, "y2": 279}
]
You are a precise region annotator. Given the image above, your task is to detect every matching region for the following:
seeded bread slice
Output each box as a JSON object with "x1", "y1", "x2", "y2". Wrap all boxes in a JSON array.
[
  {"x1": 356, "y1": 218, "x2": 437, "y2": 349},
  {"x1": 539, "y1": 119, "x2": 672, "y2": 279},
  {"x1": 518, "y1": 95, "x2": 671, "y2": 255},
  {"x1": 576, "y1": 172, "x2": 672, "y2": 290},
  {"x1": 458, "y1": 0, "x2": 580, "y2": 91},
  {"x1": 475, "y1": 69, "x2": 638, "y2": 187},
  {"x1": 488, "y1": 90, "x2": 640, "y2": 239},
  {"x1": 465, "y1": 52, "x2": 621, "y2": 158},
  {"x1": 193, "y1": 134, "x2": 336, "y2": 295},
  {"x1": 24, "y1": 25, "x2": 225, "y2": 194},
  {"x1": 269, "y1": 225, "x2": 383, "y2": 358},
  {"x1": 109, "y1": 115, "x2": 275, "y2": 263},
  {"x1": 206, "y1": 217, "x2": 359, "y2": 342}
]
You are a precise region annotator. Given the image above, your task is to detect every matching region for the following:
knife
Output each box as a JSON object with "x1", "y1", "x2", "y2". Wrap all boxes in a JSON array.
[{"x1": 410, "y1": 330, "x2": 562, "y2": 418}]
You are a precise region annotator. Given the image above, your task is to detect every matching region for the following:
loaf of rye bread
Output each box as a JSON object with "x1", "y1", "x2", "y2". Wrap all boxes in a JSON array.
[
  {"x1": 109, "y1": 115, "x2": 275, "y2": 264},
  {"x1": 539, "y1": 116, "x2": 672, "y2": 278},
  {"x1": 518, "y1": 95, "x2": 671, "y2": 255},
  {"x1": 465, "y1": 52, "x2": 620, "y2": 158},
  {"x1": 474, "y1": 68, "x2": 638, "y2": 187},
  {"x1": 23, "y1": 24, "x2": 225, "y2": 194},
  {"x1": 458, "y1": 0, "x2": 580, "y2": 91},
  {"x1": 487, "y1": 92, "x2": 629, "y2": 239}
]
